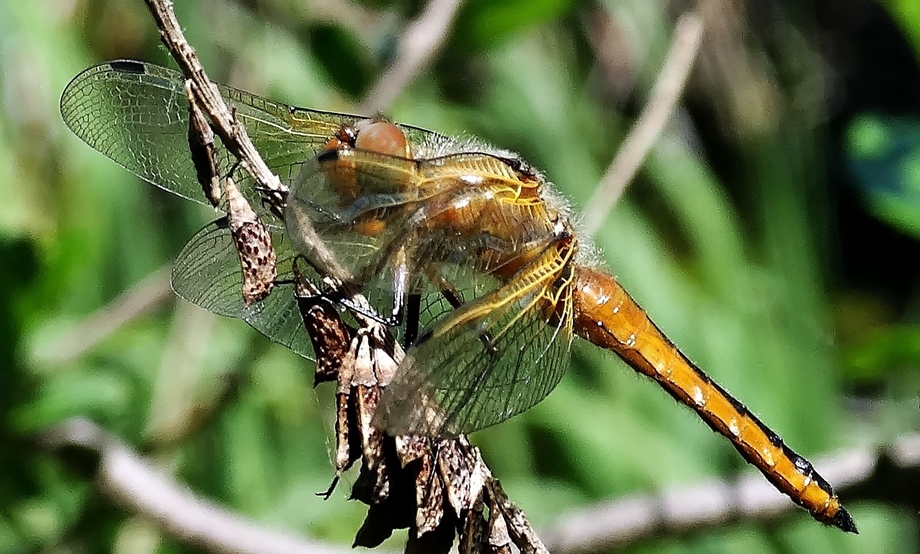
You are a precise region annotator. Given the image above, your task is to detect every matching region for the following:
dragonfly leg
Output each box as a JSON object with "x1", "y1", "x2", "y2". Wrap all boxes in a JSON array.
[
  {"x1": 384, "y1": 246, "x2": 411, "y2": 328},
  {"x1": 300, "y1": 278, "x2": 405, "y2": 330},
  {"x1": 324, "y1": 244, "x2": 415, "y2": 330},
  {"x1": 403, "y1": 293, "x2": 421, "y2": 348},
  {"x1": 439, "y1": 285, "x2": 464, "y2": 309},
  {"x1": 423, "y1": 440, "x2": 443, "y2": 493},
  {"x1": 315, "y1": 475, "x2": 340, "y2": 500},
  {"x1": 441, "y1": 284, "x2": 497, "y2": 353},
  {"x1": 331, "y1": 272, "x2": 412, "y2": 330},
  {"x1": 289, "y1": 255, "x2": 392, "y2": 324}
]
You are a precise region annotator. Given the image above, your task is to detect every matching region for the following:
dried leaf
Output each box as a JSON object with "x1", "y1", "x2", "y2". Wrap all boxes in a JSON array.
[{"x1": 225, "y1": 177, "x2": 276, "y2": 304}]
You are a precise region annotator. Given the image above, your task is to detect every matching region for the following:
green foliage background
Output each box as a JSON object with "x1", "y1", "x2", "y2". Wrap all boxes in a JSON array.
[{"x1": 1, "y1": 0, "x2": 919, "y2": 552}]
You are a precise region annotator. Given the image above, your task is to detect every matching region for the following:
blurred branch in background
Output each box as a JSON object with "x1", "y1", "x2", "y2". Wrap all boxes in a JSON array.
[
  {"x1": 43, "y1": 417, "x2": 920, "y2": 554},
  {"x1": 144, "y1": 302, "x2": 238, "y2": 447},
  {"x1": 358, "y1": 0, "x2": 463, "y2": 114},
  {"x1": 40, "y1": 266, "x2": 173, "y2": 366},
  {"x1": 583, "y1": 10, "x2": 703, "y2": 236},
  {"x1": 541, "y1": 443, "x2": 872, "y2": 552},
  {"x1": 232, "y1": 0, "x2": 461, "y2": 112},
  {"x1": 233, "y1": 0, "x2": 383, "y2": 48},
  {"x1": 41, "y1": 418, "x2": 370, "y2": 554},
  {"x1": 543, "y1": 431, "x2": 920, "y2": 552}
]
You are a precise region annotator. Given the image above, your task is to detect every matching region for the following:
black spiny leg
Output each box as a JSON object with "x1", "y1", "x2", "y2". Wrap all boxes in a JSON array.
[
  {"x1": 403, "y1": 293, "x2": 421, "y2": 348},
  {"x1": 437, "y1": 284, "x2": 496, "y2": 351},
  {"x1": 440, "y1": 287, "x2": 463, "y2": 310}
]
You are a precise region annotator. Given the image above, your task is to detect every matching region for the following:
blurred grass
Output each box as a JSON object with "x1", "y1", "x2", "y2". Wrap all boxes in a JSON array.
[{"x1": 0, "y1": 0, "x2": 917, "y2": 553}]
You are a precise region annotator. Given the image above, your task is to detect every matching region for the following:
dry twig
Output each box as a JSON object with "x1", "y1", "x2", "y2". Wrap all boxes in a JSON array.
[
  {"x1": 42, "y1": 266, "x2": 173, "y2": 365},
  {"x1": 44, "y1": 417, "x2": 920, "y2": 553},
  {"x1": 358, "y1": 0, "x2": 464, "y2": 114},
  {"x1": 541, "y1": 444, "x2": 871, "y2": 552},
  {"x1": 42, "y1": 418, "x2": 370, "y2": 554},
  {"x1": 582, "y1": 11, "x2": 704, "y2": 235}
]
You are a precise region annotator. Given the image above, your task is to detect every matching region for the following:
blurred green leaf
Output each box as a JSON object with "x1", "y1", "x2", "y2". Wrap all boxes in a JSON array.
[
  {"x1": 845, "y1": 113, "x2": 920, "y2": 238},
  {"x1": 306, "y1": 23, "x2": 375, "y2": 98},
  {"x1": 451, "y1": 0, "x2": 579, "y2": 50},
  {"x1": 843, "y1": 325, "x2": 920, "y2": 380},
  {"x1": 11, "y1": 370, "x2": 135, "y2": 433},
  {"x1": 883, "y1": 0, "x2": 920, "y2": 58}
]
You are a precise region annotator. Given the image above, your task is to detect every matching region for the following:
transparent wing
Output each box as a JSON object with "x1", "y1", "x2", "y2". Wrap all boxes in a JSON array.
[
  {"x1": 376, "y1": 239, "x2": 576, "y2": 436},
  {"x1": 171, "y1": 219, "x2": 314, "y2": 359},
  {"x1": 60, "y1": 60, "x2": 435, "y2": 356},
  {"x1": 60, "y1": 60, "x2": 438, "y2": 216}
]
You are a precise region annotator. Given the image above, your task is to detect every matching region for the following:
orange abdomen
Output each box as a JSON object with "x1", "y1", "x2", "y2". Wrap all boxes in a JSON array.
[{"x1": 570, "y1": 266, "x2": 856, "y2": 532}]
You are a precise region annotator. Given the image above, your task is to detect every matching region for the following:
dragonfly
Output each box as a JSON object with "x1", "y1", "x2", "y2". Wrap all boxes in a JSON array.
[{"x1": 60, "y1": 60, "x2": 855, "y2": 533}]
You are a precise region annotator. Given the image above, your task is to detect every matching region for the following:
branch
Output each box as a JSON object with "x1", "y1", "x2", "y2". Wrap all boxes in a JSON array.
[
  {"x1": 358, "y1": 0, "x2": 464, "y2": 114},
  {"x1": 40, "y1": 266, "x2": 173, "y2": 365},
  {"x1": 540, "y1": 437, "x2": 912, "y2": 552},
  {"x1": 46, "y1": 418, "x2": 906, "y2": 554},
  {"x1": 582, "y1": 11, "x2": 704, "y2": 236},
  {"x1": 231, "y1": 0, "x2": 456, "y2": 113},
  {"x1": 232, "y1": 0, "x2": 383, "y2": 51},
  {"x1": 142, "y1": 0, "x2": 352, "y2": 281},
  {"x1": 42, "y1": 418, "x2": 375, "y2": 554}
]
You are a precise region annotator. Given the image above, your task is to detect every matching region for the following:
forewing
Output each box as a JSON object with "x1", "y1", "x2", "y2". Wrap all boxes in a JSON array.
[
  {"x1": 171, "y1": 219, "x2": 314, "y2": 359},
  {"x1": 60, "y1": 60, "x2": 438, "y2": 215},
  {"x1": 376, "y1": 243, "x2": 576, "y2": 436}
]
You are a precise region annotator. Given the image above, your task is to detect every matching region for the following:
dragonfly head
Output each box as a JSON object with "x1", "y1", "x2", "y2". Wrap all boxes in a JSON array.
[{"x1": 353, "y1": 119, "x2": 412, "y2": 159}]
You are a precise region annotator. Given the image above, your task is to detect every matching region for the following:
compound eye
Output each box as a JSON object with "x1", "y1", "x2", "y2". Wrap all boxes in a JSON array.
[{"x1": 354, "y1": 119, "x2": 411, "y2": 159}]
